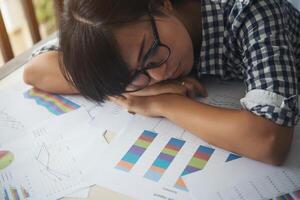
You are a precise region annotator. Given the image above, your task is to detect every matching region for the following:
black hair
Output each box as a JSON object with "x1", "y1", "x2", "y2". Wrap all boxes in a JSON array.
[{"x1": 59, "y1": 0, "x2": 165, "y2": 102}]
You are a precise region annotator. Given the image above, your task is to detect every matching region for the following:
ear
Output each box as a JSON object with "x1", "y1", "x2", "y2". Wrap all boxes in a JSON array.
[{"x1": 162, "y1": 0, "x2": 174, "y2": 12}]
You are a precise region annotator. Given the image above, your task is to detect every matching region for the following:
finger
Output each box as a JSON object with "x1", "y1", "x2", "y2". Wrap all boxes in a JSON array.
[
  {"x1": 187, "y1": 79, "x2": 208, "y2": 97},
  {"x1": 121, "y1": 94, "x2": 131, "y2": 99},
  {"x1": 108, "y1": 96, "x2": 128, "y2": 108},
  {"x1": 119, "y1": 97, "x2": 137, "y2": 114},
  {"x1": 128, "y1": 81, "x2": 182, "y2": 96},
  {"x1": 184, "y1": 84, "x2": 196, "y2": 98},
  {"x1": 128, "y1": 84, "x2": 166, "y2": 96},
  {"x1": 108, "y1": 95, "x2": 126, "y2": 101},
  {"x1": 196, "y1": 83, "x2": 208, "y2": 97},
  {"x1": 107, "y1": 96, "x2": 120, "y2": 102}
]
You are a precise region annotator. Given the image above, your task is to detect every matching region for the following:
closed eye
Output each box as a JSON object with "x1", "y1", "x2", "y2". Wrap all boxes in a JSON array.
[{"x1": 137, "y1": 34, "x2": 146, "y2": 64}]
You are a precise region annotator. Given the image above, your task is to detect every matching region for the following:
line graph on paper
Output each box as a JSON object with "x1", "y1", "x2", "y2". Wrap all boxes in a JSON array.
[
  {"x1": 0, "y1": 109, "x2": 24, "y2": 130},
  {"x1": 35, "y1": 143, "x2": 72, "y2": 182},
  {"x1": 26, "y1": 128, "x2": 85, "y2": 197}
]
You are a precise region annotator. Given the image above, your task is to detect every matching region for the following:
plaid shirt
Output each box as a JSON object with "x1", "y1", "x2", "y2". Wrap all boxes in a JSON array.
[
  {"x1": 31, "y1": 0, "x2": 299, "y2": 126},
  {"x1": 198, "y1": 0, "x2": 300, "y2": 126}
]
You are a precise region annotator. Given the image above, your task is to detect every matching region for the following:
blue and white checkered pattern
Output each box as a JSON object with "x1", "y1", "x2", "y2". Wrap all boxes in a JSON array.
[{"x1": 198, "y1": 0, "x2": 299, "y2": 126}]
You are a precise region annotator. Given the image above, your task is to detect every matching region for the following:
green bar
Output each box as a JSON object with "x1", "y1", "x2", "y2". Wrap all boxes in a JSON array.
[
  {"x1": 135, "y1": 139, "x2": 150, "y2": 148},
  {"x1": 162, "y1": 148, "x2": 178, "y2": 156},
  {"x1": 189, "y1": 157, "x2": 207, "y2": 169}
]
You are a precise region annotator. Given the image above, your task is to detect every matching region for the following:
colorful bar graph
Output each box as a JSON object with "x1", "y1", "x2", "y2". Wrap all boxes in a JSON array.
[
  {"x1": 174, "y1": 145, "x2": 215, "y2": 191},
  {"x1": 144, "y1": 138, "x2": 185, "y2": 182},
  {"x1": 225, "y1": 153, "x2": 242, "y2": 162},
  {"x1": 21, "y1": 187, "x2": 30, "y2": 198},
  {"x1": 10, "y1": 187, "x2": 20, "y2": 200},
  {"x1": 115, "y1": 130, "x2": 158, "y2": 172},
  {"x1": 1, "y1": 186, "x2": 30, "y2": 200},
  {"x1": 24, "y1": 88, "x2": 81, "y2": 115},
  {"x1": 0, "y1": 151, "x2": 14, "y2": 170},
  {"x1": 272, "y1": 189, "x2": 300, "y2": 200},
  {"x1": 275, "y1": 193, "x2": 295, "y2": 200},
  {"x1": 3, "y1": 188, "x2": 9, "y2": 200}
]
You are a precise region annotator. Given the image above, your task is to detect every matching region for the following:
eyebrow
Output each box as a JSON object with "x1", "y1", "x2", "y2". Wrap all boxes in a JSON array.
[{"x1": 137, "y1": 34, "x2": 146, "y2": 64}]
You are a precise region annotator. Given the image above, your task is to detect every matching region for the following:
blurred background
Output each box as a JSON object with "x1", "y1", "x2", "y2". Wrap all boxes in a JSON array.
[{"x1": 0, "y1": 0, "x2": 60, "y2": 66}]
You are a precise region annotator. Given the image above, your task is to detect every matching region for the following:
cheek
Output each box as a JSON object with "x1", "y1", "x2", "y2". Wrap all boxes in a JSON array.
[
  {"x1": 118, "y1": 43, "x2": 140, "y2": 70},
  {"x1": 179, "y1": 29, "x2": 194, "y2": 69},
  {"x1": 159, "y1": 22, "x2": 194, "y2": 74},
  {"x1": 183, "y1": 46, "x2": 194, "y2": 74},
  {"x1": 170, "y1": 33, "x2": 194, "y2": 75}
]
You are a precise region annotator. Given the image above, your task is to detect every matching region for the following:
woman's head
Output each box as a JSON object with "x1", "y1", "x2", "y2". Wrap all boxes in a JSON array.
[{"x1": 59, "y1": 0, "x2": 195, "y2": 102}]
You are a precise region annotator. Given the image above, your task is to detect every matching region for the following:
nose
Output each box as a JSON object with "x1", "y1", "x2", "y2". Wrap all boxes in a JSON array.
[{"x1": 146, "y1": 63, "x2": 168, "y2": 82}]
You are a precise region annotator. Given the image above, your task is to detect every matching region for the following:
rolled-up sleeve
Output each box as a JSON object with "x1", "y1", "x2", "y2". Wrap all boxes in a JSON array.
[
  {"x1": 238, "y1": 0, "x2": 299, "y2": 126},
  {"x1": 240, "y1": 89, "x2": 298, "y2": 126}
]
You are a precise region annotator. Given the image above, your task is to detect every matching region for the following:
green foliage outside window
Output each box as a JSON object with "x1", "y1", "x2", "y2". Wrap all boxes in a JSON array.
[{"x1": 34, "y1": 0, "x2": 56, "y2": 35}]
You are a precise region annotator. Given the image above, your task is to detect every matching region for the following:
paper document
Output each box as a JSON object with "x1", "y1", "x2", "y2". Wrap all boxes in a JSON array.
[
  {"x1": 0, "y1": 109, "x2": 109, "y2": 200},
  {"x1": 89, "y1": 115, "x2": 244, "y2": 200}
]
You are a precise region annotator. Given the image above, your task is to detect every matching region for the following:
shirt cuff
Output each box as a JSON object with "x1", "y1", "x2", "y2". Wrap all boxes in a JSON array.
[{"x1": 240, "y1": 89, "x2": 299, "y2": 126}]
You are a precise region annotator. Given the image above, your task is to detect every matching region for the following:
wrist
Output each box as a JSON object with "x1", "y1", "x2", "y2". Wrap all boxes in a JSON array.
[{"x1": 150, "y1": 94, "x2": 185, "y2": 117}]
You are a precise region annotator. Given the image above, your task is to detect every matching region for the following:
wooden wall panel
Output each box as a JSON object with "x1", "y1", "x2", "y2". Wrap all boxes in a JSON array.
[
  {"x1": 21, "y1": 0, "x2": 41, "y2": 44},
  {"x1": 0, "y1": 10, "x2": 14, "y2": 62}
]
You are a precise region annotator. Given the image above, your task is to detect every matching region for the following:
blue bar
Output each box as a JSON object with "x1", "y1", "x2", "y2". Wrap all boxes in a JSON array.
[
  {"x1": 144, "y1": 170, "x2": 162, "y2": 182},
  {"x1": 198, "y1": 146, "x2": 215, "y2": 155},
  {"x1": 143, "y1": 130, "x2": 158, "y2": 138},
  {"x1": 168, "y1": 138, "x2": 185, "y2": 147},
  {"x1": 122, "y1": 152, "x2": 140, "y2": 164},
  {"x1": 153, "y1": 158, "x2": 172, "y2": 169}
]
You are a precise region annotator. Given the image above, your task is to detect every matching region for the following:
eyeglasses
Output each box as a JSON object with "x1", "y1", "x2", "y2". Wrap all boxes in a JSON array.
[{"x1": 125, "y1": 11, "x2": 171, "y2": 92}]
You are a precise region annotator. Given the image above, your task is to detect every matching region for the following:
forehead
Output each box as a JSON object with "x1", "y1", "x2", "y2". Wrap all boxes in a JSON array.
[
  {"x1": 114, "y1": 19, "x2": 150, "y2": 42},
  {"x1": 113, "y1": 20, "x2": 150, "y2": 69}
]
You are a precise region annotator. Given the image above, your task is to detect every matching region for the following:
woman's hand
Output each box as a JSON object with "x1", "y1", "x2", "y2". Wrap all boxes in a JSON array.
[
  {"x1": 128, "y1": 76, "x2": 208, "y2": 98},
  {"x1": 109, "y1": 76, "x2": 207, "y2": 117},
  {"x1": 109, "y1": 94, "x2": 168, "y2": 117}
]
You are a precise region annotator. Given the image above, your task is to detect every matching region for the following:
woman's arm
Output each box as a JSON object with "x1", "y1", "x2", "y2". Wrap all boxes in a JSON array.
[
  {"x1": 157, "y1": 94, "x2": 293, "y2": 165},
  {"x1": 23, "y1": 51, "x2": 78, "y2": 94},
  {"x1": 111, "y1": 93, "x2": 293, "y2": 166}
]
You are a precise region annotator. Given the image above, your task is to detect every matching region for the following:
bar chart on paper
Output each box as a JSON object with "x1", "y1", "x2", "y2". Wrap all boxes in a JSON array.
[
  {"x1": 23, "y1": 88, "x2": 81, "y2": 115},
  {"x1": 0, "y1": 162, "x2": 32, "y2": 200},
  {"x1": 114, "y1": 129, "x2": 218, "y2": 193},
  {"x1": 144, "y1": 138, "x2": 185, "y2": 182},
  {"x1": 0, "y1": 151, "x2": 14, "y2": 170},
  {"x1": 273, "y1": 188, "x2": 300, "y2": 200},
  {"x1": 174, "y1": 145, "x2": 215, "y2": 191},
  {"x1": 1, "y1": 186, "x2": 30, "y2": 200},
  {"x1": 96, "y1": 115, "x2": 234, "y2": 199},
  {"x1": 225, "y1": 153, "x2": 242, "y2": 162},
  {"x1": 115, "y1": 130, "x2": 158, "y2": 172}
]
